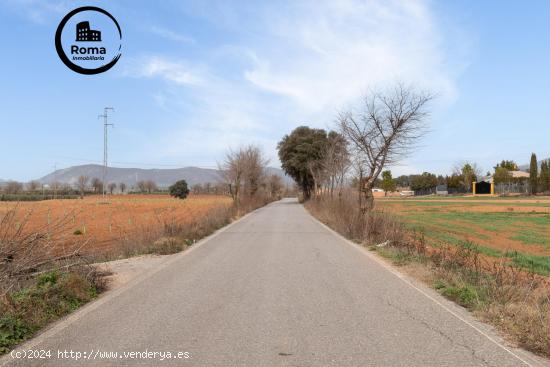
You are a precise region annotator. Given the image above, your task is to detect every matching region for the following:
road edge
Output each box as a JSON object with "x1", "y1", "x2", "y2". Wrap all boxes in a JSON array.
[{"x1": 301, "y1": 203, "x2": 546, "y2": 367}]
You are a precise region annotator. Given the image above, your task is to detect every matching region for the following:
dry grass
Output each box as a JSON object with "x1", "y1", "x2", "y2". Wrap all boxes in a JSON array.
[
  {"x1": 306, "y1": 193, "x2": 405, "y2": 246},
  {"x1": 305, "y1": 191, "x2": 550, "y2": 358}
]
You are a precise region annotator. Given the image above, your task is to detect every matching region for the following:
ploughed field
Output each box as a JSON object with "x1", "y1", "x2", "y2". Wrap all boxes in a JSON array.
[
  {"x1": 0, "y1": 194, "x2": 232, "y2": 255},
  {"x1": 377, "y1": 196, "x2": 550, "y2": 276}
]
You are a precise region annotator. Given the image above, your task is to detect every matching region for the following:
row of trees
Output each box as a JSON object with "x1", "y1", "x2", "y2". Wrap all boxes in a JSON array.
[
  {"x1": 2, "y1": 170, "x2": 289, "y2": 200},
  {"x1": 0, "y1": 176, "x2": 155, "y2": 197},
  {"x1": 191, "y1": 182, "x2": 229, "y2": 195},
  {"x1": 278, "y1": 83, "x2": 549, "y2": 203},
  {"x1": 279, "y1": 84, "x2": 433, "y2": 213},
  {"x1": 77, "y1": 176, "x2": 128, "y2": 196},
  {"x1": 219, "y1": 145, "x2": 284, "y2": 210},
  {"x1": 529, "y1": 153, "x2": 550, "y2": 194},
  {"x1": 278, "y1": 128, "x2": 349, "y2": 200},
  {"x1": 378, "y1": 155, "x2": 550, "y2": 196}
]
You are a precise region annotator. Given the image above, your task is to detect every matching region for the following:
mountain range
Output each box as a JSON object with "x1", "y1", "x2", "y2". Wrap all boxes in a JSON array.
[{"x1": 36, "y1": 164, "x2": 292, "y2": 188}]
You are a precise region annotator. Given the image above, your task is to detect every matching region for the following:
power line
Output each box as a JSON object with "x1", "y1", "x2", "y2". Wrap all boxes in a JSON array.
[{"x1": 98, "y1": 107, "x2": 114, "y2": 198}]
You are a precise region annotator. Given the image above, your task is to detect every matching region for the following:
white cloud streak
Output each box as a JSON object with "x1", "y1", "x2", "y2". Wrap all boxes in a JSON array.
[
  {"x1": 124, "y1": 56, "x2": 203, "y2": 86},
  {"x1": 149, "y1": 26, "x2": 196, "y2": 44},
  {"x1": 124, "y1": 0, "x2": 467, "y2": 170},
  {"x1": 1, "y1": 0, "x2": 70, "y2": 24}
]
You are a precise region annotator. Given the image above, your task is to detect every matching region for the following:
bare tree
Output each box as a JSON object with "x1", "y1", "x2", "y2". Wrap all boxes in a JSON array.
[
  {"x1": 5, "y1": 181, "x2": 23, "y2": 194},
  {"x1": 59, "y1": 183, "x2": 72, "y2": 195},
  {"x1": 77, "y1": 175, "x2": 89, "y2": 198},
  {"x1": 144, "y1": 180, "x2": 157, "y2": 194},
  {"x1": 118, "y1": 182, "x2": 127, "y2": 193},
  {"x1": 267, "y1": 174, "x2": 283, "y2": 199},
  {"x1": 50, "y1": 181, "x2": 61, "y2": 197},
  {"x1": 136, "y1": 180, "x2": 148, "y2": 193},
  {"x1": 108, "y1": 182, "x2": 117, "y2": 194},
  {"x1": 243, "y1": 145, "x2": 269, "y2": 197},
  {"x1": 322, "y1": 131, "x2": 349, "y2": 198},
  {"x1": 339, "y1": 84, "x2": 432, "y2": 213},
  {"x1": 91, "y1": 178, "x2": 103, "y2": 193},
  {"x1": 26, "y1": 180, "x2": 40, "y2": 192},
  {"x1": 219, "y1": 148, "x2": 245, "y2": 204},
  {"x1": 219, "y1": 145, "x2": 268, "y2": 205}
]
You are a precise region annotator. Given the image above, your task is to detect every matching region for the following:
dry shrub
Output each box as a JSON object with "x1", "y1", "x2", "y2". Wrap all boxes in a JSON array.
[
  {"x1": 305, "y1": 192, "x2": 404, "y2": 245},
  {"x1": 0, "y1": 206, "x2": 92, "y2": 295},
  {"x1": 0, "y1": 206, "x2": 109, "y2": 353},
  {"x1": 484, "y1": 295, "x2": 550, "y2": 355},
  {"x1": 112, "y1": 203, "x2": 236, "y2": 258}
]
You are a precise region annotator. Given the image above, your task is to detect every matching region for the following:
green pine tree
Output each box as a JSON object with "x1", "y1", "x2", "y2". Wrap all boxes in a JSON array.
[
  {"x1": 541, "y1": 160, "x2": 550, "y2": 192},
  {"x1": 529, "y1": 153, "x2": 538, "y2": 195},
  {"x1": 380, "y1": 170, "x2": 396, "y2": 195}
]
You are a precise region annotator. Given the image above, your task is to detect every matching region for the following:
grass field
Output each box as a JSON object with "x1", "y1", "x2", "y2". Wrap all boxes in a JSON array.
[
  {"x1": 377, "y1": 196, "x2": 550, "y2": 276},
  {"x1": 0, "y1": 194, "x2": 233, "y2": 255}
]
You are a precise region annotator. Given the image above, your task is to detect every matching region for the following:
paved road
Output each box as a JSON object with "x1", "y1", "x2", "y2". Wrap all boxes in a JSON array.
[{"x1": 3, "y1": 199, "x2": 547, "y2": 366}]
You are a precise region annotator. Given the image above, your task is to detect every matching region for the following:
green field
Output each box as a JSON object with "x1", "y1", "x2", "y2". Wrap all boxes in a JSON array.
[{"x1": 378, "y1": 196, "x2": 550, "y2": 276}]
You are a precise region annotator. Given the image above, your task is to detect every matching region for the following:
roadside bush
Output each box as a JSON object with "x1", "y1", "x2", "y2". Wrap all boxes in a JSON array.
[
  {"x1": 147, "y1": 237, "x2": 187, "y2": 255},
  {"x1": 0, "y1": 267, "x2": 105, "y2": 353},
  {"x1": 305, "y1": 192, "x2": 404, "y2": 246},
  {"x1": 0, "y1": 206, "x2": 107, "y2": 354}
]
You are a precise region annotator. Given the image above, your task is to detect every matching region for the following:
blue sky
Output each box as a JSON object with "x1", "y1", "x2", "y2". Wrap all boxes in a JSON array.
[{"x1": 0, "y1": 0, "x2": 549, "y2": 181}]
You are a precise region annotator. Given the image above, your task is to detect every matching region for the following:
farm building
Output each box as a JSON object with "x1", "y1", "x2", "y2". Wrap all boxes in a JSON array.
[
  {"x1": 510, "y1": 170, "x2": 530, "y2": 179},
  {"x1": 478, "y1": 170, "x2": 530, "y2": 195},
  {"x1": 473, "y1": 180, "x2": 493, "y2": 195}
]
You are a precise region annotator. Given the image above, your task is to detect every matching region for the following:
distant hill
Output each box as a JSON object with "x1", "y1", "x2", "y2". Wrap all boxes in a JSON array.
[
  {"x1": 37, "y1": 164, "x2": 292, "y2": 188},
  {"x1": 518, "y1": 157, "x2": 550, "y2": 171}
]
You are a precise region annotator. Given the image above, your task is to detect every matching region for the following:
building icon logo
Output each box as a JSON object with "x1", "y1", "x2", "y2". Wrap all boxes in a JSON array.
[
  {"x1": 76, "y1": 21, "x2": 101, "y2": 42},
  {"x1": 55, "y1": 6, "x2": 122, "y2": 75}
]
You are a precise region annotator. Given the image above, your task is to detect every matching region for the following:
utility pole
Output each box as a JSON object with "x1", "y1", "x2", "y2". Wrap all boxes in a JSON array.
[
  {"x1": 98, "y1": 107, "x2": 114, "y2": 199},
  {"x1": 53, "y1": 163, "x2": 57, "y2": 199}
]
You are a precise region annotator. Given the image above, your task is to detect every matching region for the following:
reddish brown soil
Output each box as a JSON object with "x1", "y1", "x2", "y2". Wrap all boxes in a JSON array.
[{"x1": 0, "y1": 195, "x2": 232, "y2": 253}]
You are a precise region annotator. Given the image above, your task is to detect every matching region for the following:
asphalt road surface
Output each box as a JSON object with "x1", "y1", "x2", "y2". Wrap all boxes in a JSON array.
[{"x1": 3, "y1": 199, "x2": 547, "y2": 367}]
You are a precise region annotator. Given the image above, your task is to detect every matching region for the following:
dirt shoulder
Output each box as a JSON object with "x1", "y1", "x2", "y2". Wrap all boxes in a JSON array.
[{"x1": 96, "y1": 254, "x2": 178, "y2": 290}]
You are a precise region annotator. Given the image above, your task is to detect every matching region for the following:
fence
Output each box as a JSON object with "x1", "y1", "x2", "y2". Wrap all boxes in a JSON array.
[
  {"x1": 413, "y1": 187, "x2": 436, "y2": 196},
  {"x1": 494, "y1": 182, "x2": 530, "y2": 195}
]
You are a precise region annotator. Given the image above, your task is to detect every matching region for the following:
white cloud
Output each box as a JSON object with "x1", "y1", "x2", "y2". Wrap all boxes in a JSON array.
[
  {"x1": 125, "y1": 0, "x2": 468, "y2": 169},
  {"x1": 149, "y1": 26, "x2": 196, "y2": 44},
  {"x1": 1, "y1": 0, "x2": 70, "y2": 24},
  {"x1": 124, "y1": 56, "x2": 203, "y2": 86},
  {"x1": 244, "y1": 0, "x2": 457, "y2": 116}
]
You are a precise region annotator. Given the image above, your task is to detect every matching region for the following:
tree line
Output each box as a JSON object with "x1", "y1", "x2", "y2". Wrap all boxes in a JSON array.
[
  {"x1": 278, "y1": 84, "x2": 433, "y2": 213},
  {"x1": 217, "y1": 145, "x2": 285, "y2": 213},
  {"x1": 277, "y1": 83, "x2": 550, "y2": 208}
]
